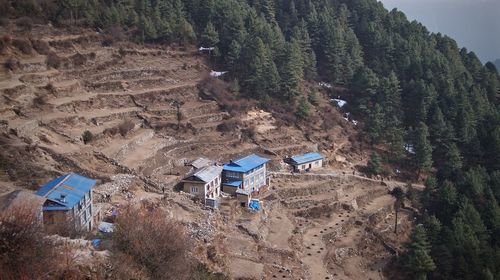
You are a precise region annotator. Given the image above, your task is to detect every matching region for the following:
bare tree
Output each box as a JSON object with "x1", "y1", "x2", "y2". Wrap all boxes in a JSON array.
[
  {"x1": 0, "y1": 201, "x2": 79, "y2": 278},
  {"x1": 112, "y1": 205, "x2": 193, "y2": 279}
]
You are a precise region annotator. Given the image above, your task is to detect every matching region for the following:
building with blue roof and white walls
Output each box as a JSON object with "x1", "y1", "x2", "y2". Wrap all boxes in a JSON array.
[
  {"x1": 181, "y1": 165, "x2": 223, "y2": 208},
  {"x1": 36, "y1": 173, "x2": 97, "y2": 233},
  {"x1": 222, "y1": 154, "x2": 270, "y2": 206},
  {"x1": 285, "y1": 152, "x2": 324, "y2": 172}
]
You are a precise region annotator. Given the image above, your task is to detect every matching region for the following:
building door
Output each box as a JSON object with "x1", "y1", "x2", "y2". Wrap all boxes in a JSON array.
[{"x1": 309, "y1": 163, "x2": 312, "y2": 169}]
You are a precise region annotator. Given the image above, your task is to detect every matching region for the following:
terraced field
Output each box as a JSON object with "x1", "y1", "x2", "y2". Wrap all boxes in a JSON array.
[{"x1": 0, "y1": 24, "x2": 415, "y2": 280}]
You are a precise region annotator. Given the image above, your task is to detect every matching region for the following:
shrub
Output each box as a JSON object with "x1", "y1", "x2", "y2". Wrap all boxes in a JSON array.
[
  {"x1": 118, "y1": 120, "x2": 135, "y2": 136},
  {"x1": 0, "y1": 17, "x2": 9, "y2": 27},
  {"x1": 4, "y1": 56, "x2": 20, "y2": 71},
  {"x1": 31, "y1": 39, "x2": 50, "y2": 54},
  {"x1": 17, "y1": 16, "x2": 33, "y2": 32},
  {"x1": 103, "y1": 126, "x2": 119, "y2": 136},
  {"x1": 32, "y1": 95, "x2": 47, "y2": 107},
  {"x1": 112, "y1": 206, "x2": 193, "y2": 280},
  {"x1": 12, "y1": 38, "x2": 32, "y2": 54},
  {"x1": 118, "y1": 47, "x2": 126, "y2": 58},
  {"x1": 44, "y1": 82, "x2": 57, "y2": 95},
  {"x1": 217, "y1": 119, "x2": 240, "y2": 132},
  {"x1": 82, "y1": 130, "x2": 93, "y2": 144},
  {"x1": 70, "y1": 52, "x2": 86, "y2": 66},
  {"x1": 241, "y1": 126, "x2": 256, "y2": 141},
  {"x1": 46, "y1": 51, "x2": 62, "y2": 69},
  {"x1": 0, "y1": 35, "x2": 10, "y2": 52}
]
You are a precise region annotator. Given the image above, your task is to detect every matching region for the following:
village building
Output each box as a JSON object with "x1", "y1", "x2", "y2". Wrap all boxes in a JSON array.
[
  {"x1": 181, "y1": 165, "x2": 223, "y2": 208},
  {"x1": 36, "y1": 173, "x2": 96, "y2": 233},
  {"x1": 285, "y1": 152, "x2": 324, "y2": 172},
  {"x1": 222, "y1": 154, "x2": 269, "y2": 207}
]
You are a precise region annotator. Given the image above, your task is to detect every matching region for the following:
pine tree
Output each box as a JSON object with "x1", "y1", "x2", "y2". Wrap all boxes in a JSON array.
[
  {"x1": 366, "y1": 152, "x2": 383, "y2": 175},
  {"x1": 415, "y1": 122, "x2": 433, "y2": 174},
  {"x1": 243, "y1": 37, "x2": 279, "y2": 99},
  {"x1": 280, "y1": 39, "x2": 303, "y2": 101},
  {"x1": 292, "y1": 20, "x2": 317, "y2": 79},
  {"x1": 295, "y1": 96, "x2": 310, "y2": 120},
  {"x1": 177, "y1": 19, "x2": 196, "y2": 44},
  {"x1": 439, "y1": 143, "x2": 462, "y2": 180},
  {"x1": 352, "y1": 66, "x2": 379, "y2": 114},
  {"x1": 200, "y1": 21, "x2": 219, "y2": 47},
  {"x1": 226, "y1": 40, "x2": 241, "y2": 71},
  {"x1": 365, "y1": 104, "x2": 384, "y2": 144},
  {"x1": 404, "y1": 226, "x2": 436, "y2": 280},
  {"x1": 390, "y1": 187, "x2": 405, "y2": 234}
]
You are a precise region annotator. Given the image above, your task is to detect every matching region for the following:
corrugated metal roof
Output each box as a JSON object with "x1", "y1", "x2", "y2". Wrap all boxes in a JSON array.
[
  {"x1": 236, "y1": 188, "x2": 251, "y2": 195},
  {"x1": 289, "y1": 152, "x2": 323, "y2": 165},
  {"x1": 223, "y1": 154, "x2": 269, "y2": 173},
  {"x1": 223, "y1": 179, "x2": 242, "y2": 187},
  {"x1": 192, "y1": 165, "x2": 223, "y2": 183},
  {"x1": 190, "y1": 157, "x2": 214, "y2": 169},
  {"x1": 36, "y1": 173, "x2": 96, "y2": 210}
]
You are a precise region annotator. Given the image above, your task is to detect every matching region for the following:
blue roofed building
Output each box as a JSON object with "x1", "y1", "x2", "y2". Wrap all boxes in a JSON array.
[
  {"x1": 36, "y1": 173, "x2": 97, "y2": 233},
  {"x1": 222, "y1": 154, "x2": 270, "y2": 205},
  {"x1": 285, "y1": 152, "x2": 324, "y2": 172}
]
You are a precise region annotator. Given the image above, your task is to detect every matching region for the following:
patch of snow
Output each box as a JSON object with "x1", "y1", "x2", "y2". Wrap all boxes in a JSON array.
[
  {"x1": 210, "y1": 70, "x2": 227, "y2": 77},
  {"x1": 199, "y1": 47, "x2": 215, "y2": 51},
  {"x1": 319, "y1": 82, "x2": 333, "y2": 89},
  {"x1": 352, "y1": 120, "x2": 358, "y2": 126},
  {"x1": 404, "y1": 144, "x2": 415, "y2": 154},
  {"x1": 332, "y1": 98, "x2": 347, "y2": 108}
]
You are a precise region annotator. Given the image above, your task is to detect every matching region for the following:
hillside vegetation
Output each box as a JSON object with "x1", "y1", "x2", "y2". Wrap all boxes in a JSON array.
[{"x1": 1, "y1": 0, "x2": 500, "y2": 279}]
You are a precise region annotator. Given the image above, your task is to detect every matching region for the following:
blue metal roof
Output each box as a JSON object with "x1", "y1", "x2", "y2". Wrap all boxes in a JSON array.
[
  {"x1": 223, "y1": 154, "x2": 269, "y2": 173},
  {"x1": 289, "y1": 152, "x2": 323, "y2": 165},
  {"x1": 36, "y1": 173, "x2": 96, "y2": 210},
  {"x1": 223, "y1": 179, "x2": 242, "y2": 187}
]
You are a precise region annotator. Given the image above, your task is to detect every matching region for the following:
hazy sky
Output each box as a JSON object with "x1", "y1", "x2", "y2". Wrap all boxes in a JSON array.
[{"x1": 378, "y1": 0, "x2": 500, "y2": 63}]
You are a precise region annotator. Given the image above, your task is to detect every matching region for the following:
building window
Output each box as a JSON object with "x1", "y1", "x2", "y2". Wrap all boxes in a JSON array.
[{"x1": 191, "y1": 186, "x2": 198, "y2": 193}]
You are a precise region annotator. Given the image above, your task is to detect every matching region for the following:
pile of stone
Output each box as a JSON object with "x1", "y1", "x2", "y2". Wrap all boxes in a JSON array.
[
  {"x1": 187, "y1": 221, "x2": 215, "y2": 241},
  {"x1": 94, "y1": 174, "x2": 136, "y2": 202}
]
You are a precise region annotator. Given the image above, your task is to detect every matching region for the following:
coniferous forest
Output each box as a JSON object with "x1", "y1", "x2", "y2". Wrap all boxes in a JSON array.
[{"x1": 2, "y1": 0, "x2": 500, "y2": 279}]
